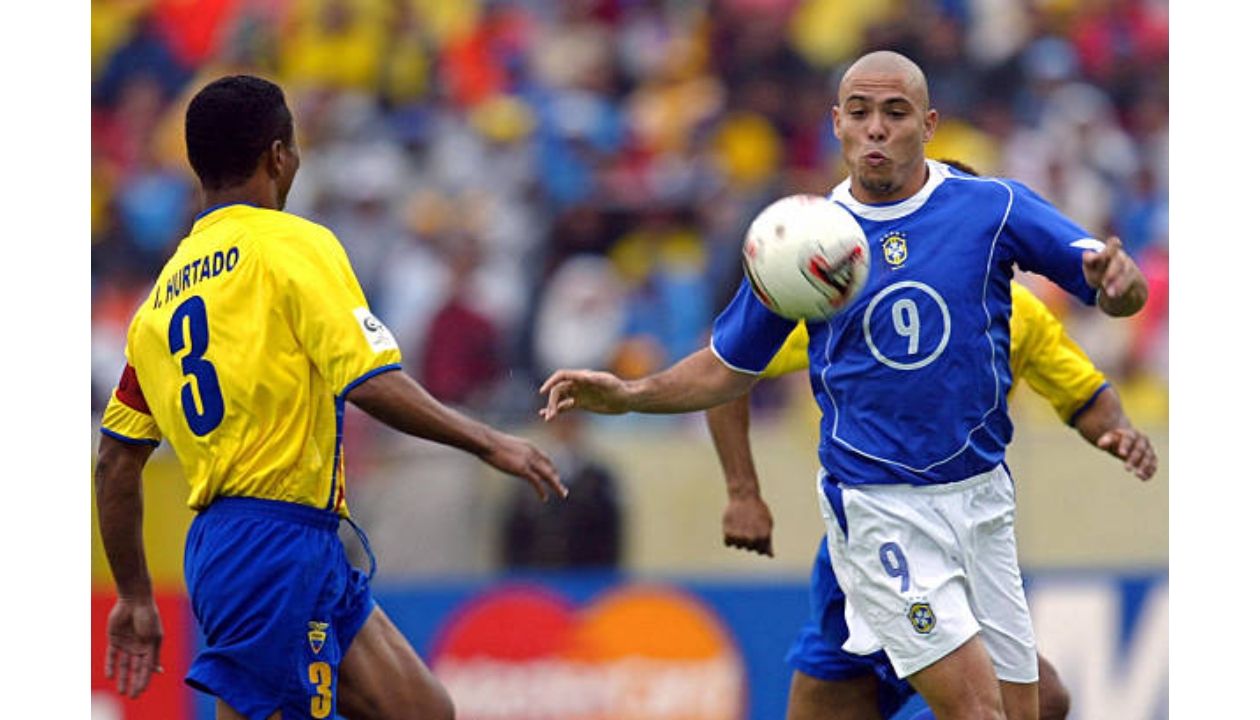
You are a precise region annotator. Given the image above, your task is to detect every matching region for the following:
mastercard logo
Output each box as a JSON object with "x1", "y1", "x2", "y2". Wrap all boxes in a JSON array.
[{"x1": 430, "y1": 583, "x2": 747, "y2": 719}]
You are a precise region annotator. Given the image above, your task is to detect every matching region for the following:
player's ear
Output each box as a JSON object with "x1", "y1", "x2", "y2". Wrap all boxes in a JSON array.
[
  {"x1": 265, "y1": 139, "x2": 288, "y2": 179},
  {"x1": 922, "y1": 109, "x2": 938, "y2": 144}
]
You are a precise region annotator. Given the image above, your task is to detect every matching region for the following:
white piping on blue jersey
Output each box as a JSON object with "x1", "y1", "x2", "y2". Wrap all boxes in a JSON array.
[
  {"x1": 817, "y1": 163, "x2": 1020, "y2": 476},
  {"x1": 708, "y1": 338, "x2": 765, "y2": 376}
]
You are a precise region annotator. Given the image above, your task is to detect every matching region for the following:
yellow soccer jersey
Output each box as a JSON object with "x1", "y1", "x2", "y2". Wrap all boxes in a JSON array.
[
  {"x1": 100, "y1": 204, "x2": 403, "y2": 516},
  {"x1": 760, "y1": 283, "x2": 1106, "y2": 423},
  {"x1": 1007, "y1": 282, "x2": 1107, "y2": 423}
]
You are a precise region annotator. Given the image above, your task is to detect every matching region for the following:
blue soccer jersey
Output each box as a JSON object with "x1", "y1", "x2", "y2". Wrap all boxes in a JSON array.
[{"x1": 711, "y1": 160, "x2": 1100, "y2": 486}]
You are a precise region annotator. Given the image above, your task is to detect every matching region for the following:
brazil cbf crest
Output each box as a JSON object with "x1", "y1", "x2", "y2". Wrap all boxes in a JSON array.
[
  {"x1": 907, "y1": 601, "x2": 935, "y2": 635},
  {"x1": 308, "y1": 621, "x2": 330, "y2": 653},
  {"x1": 880, "y1": 232, "x2": 908, "y2": 268}
]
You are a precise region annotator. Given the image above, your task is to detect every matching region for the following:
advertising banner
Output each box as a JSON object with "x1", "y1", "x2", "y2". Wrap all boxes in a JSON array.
[{"x1": 90, "y1": 570, "x2": 1167, "y2": 720}]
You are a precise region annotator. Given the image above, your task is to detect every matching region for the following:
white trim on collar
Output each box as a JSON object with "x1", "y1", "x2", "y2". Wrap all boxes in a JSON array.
[{"x1": 829, "y1": 159, "x2": 950, "y2": 221}]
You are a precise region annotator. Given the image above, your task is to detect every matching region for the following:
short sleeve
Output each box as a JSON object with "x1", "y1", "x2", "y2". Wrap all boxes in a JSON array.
[
  {"x1": 1013, "y1": 286, "x2": 1107, "y2": 423},
  {"x1": 760, "y1": 321, "x2": 810, "y2": 379},
  {"x1": 1005, "y1": 182, "x2": 1099, "y2": 307},
  {"x1": 710, "y1": 280, "x2": 799, "y2": 375},
  {"x1": 100, "y1": 364, "x2": 162, "y2": 446},
  {"x1": 266, "y1": 225, "x2": 403, "y2": 395}
]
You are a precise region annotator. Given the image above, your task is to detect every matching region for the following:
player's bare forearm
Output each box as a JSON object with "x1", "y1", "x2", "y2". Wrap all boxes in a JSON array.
[
  {"x1": 349, "y1": 368, "x2": 499, "y2": 454},
  {"x1": 541, "y1": 348, "x2": 758, "y2": 420},
  {"x1": 1071, "y1": 385, "x2": 1158, "y2": 480},
  {"x1": 94, "y1": 435, "x2": 156, "y2": 600},
  {"x1": 706, "y1": 392, "x2": 775, "y2": 556},
  {"x1": 706, "y1": 394, "x2": 760, "y2": 500},
  {"x1": 1084, "y1": 236, "x2": 1149, "y2": 317},
  {"x1": 349, "y1": 369, "x2": 567, "y2": 499}
]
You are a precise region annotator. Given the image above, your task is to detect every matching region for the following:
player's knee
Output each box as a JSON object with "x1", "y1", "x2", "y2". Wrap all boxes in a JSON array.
[
  {"x1": 400, "y1": 681, "x2": 454, "y2": 720},
  {"x1": 1036, "y1": 659, "x2": 1071, "y2": 720},
  {"x1": 376, "y1": 687, "x2": 453, "y2": 720},
  {"x1": 1037, "y1": 679, "x2": 1070, "y2": 720},
  {"x1": 424, "y1": 686, "x2": 455, "y2": 720}
]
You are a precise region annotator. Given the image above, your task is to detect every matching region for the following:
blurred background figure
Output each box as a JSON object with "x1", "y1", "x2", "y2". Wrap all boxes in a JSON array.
[
  {"x1": 92, "y1": 0, "x2": 1169, "y2": 418},
  {"x1": 500, "y1": 411, "x2": 624, "y2": 570}
]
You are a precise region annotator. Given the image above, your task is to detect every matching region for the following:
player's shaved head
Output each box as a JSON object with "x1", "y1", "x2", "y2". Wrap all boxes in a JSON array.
[
  {"x1": 830, "y1": 50, "x2": 937, "y2": 203},
  {"x1": 838, "y1": 51, "x2": 930, "y2": 110}
]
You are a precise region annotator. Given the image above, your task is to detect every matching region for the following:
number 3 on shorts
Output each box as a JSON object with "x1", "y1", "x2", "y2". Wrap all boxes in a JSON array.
[
  {"x1": 308, "y1": 661, "x2": 333, "y2": 718},
  {"x1": 879, "y1": 541, "x2": 911, "y2": 593}
]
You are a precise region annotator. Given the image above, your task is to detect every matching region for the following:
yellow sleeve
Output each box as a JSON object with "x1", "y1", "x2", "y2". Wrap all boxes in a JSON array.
[
  {"x1": 101, "y1": 394, "x2": 162, "y2": 445},
  {"x1": 266, "y1": 222, "x2": 403, "y2": 395},
  {"x1": 1010, "y1": 283, "x2": 1107, "y2": 424},
  {"x1": 99, "y1": 331, "x2": 162, "y2": 445},
  {"x1": 761, "y1": 322, "x2": 811, "y2": 378}
]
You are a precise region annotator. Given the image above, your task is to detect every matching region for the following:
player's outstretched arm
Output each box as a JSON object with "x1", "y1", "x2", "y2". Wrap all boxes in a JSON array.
[
  {"x1": 1083, "y1": 236, "x2": 1149, "y2": 317},
  {"x1": 1071, "y1": 385, "x2": 1158, "y2": 481},
  {"x1": 95, "y1": 435, "x2": 164, "y2": 699},
  {"x1": 539, "y1": 347, "x2": 759, "y2": 421},
  {"x1": 706, "y1": 394, "x2": 775, "y2": 557},
  {"x1": 348, "y1": 368, "x2": 568, "y2": 501}
]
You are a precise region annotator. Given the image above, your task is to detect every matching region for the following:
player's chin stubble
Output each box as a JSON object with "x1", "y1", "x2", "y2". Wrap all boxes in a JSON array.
[{"x1": 857, "y1": 173, "x2": 897, "y2": 198}]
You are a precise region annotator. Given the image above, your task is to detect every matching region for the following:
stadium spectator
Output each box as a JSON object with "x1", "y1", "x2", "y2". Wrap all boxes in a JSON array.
[{"x1": 92, "y1": 1, "x2": 1169, "y2": 398}]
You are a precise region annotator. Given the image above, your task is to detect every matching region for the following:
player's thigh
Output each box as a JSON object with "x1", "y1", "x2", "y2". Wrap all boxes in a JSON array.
[
  {"x1": 336, "y1": 606, "x2": 454, "y2": 720},
  {"x1": 787, "y1": 671, "x2": 882, "y2": 720},
  {"x1": 905, "y1": 635, "x2": 1003, "y2": 720}
]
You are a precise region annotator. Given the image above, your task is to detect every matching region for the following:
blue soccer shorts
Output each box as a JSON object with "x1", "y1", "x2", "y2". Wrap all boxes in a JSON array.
[{"x1": 183, "y1": 497, "x2": 376, "y2": 720}]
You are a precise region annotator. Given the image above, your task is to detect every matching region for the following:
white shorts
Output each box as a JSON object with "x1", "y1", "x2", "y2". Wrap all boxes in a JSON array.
[{"x1": 817, "y1": 465, "x2": 1038, "y2": 682}]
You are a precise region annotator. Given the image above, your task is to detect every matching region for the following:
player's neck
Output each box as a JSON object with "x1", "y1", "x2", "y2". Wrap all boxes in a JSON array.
[
  {"x1": 201, "y1": 175, "x2": 282, "y2": 213},
  {"x1": 849, "y1": 162, "x2": 929, "y2": 205}
]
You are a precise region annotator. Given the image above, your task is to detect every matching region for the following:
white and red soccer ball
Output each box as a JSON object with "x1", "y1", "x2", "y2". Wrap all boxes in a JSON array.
[{"x1": 741, "y1": 194, "x2": 871, "y2": 321}]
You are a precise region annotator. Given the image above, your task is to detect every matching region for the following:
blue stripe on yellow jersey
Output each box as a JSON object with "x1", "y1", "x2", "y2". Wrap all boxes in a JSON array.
[{"x1": 99, "y1": 204, "x2": 403, "y2": 516}]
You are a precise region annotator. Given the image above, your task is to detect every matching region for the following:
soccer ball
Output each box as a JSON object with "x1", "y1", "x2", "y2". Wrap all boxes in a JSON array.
[{"x1": 741, "y1": 194, "x2": 871, "y2": 321}]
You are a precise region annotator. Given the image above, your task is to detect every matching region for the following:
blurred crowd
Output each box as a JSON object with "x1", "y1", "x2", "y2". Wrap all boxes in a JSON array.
[{"x1": 91, "y1": 0, "x2": 1170, "y2": 426}]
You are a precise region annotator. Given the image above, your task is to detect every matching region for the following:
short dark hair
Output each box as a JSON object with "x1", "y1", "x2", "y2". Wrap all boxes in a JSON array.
[{"x1": 185, "y1": 75, "x2": 294, "y2": 190}]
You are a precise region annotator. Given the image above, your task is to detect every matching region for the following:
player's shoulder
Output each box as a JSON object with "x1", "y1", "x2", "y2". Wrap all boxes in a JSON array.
[
  {"x1": 932, "y1": 160, "x2": 1018, "y2": 199},
  {"x1": 253, "y1": 207, "x2": 336, "y2": 238},
  {"x1": 232, "y1": 207, "x2": 343, "y2": 256},
  {"x1": 928, "y1": 160, "x2": 1036, "y2": 195}
]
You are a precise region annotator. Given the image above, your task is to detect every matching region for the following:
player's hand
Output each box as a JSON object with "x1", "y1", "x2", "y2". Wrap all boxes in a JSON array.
[
  {"x1": 105, "y1": 596, "x2": 164, "y2": 699},
  {"x1": 722, "y1": 493, "x2": 775, "y2": 557},
  {"x1": 1082, "y1": 236, "x2": 1147, "y2": 316},
  {"x1": 483, "y1": 431, "x2": 569, "y2": 501},
  {"x1": 538, "y1": 369, "x2": 630, "y2": 421},
  {"x1": 1096, "y1": 427, "x2": 1158, "y2": 481}
]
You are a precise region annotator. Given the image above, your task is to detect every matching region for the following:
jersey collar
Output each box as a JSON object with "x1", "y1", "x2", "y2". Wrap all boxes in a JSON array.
[{"x1": 829, "y1": 159, "x2": 948, "y2": 221}]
